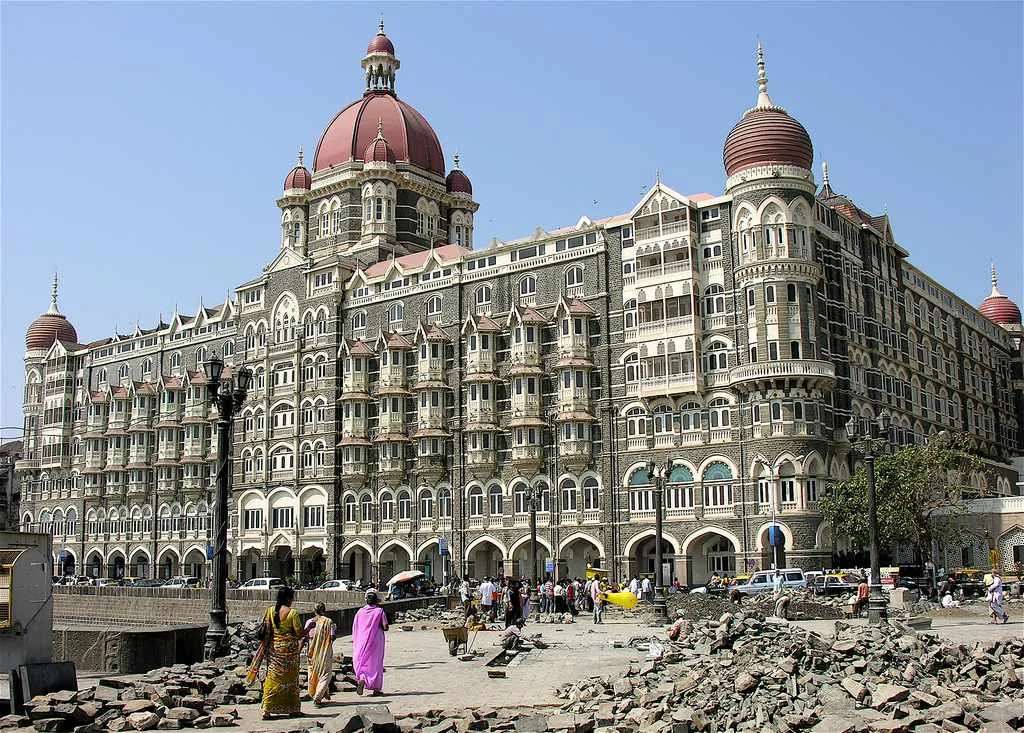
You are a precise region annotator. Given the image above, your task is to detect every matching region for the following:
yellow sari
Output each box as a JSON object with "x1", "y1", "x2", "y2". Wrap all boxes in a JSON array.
[
  {"x1": 306, "y1": 615, "x2": 336, "y2": 704},
  {"x1": 247, "y1": 606, "x2": 302, "y2": 716}
]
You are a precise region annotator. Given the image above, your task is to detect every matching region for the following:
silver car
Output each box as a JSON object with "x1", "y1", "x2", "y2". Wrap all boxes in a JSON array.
[{"x1": 737, "y1": 568, "x2": 807, "y2": 595}]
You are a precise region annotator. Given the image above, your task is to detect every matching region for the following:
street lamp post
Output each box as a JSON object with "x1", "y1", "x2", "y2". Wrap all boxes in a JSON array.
[
  {"x1": 529, "y1": 485, "x2": 540, "y2": 618},
  {"x1": 845, "y1": 410, "x2": 891, "y2": 626},
  {"x1": 646, "y1": 461, "x2": 669, "y2": 623},
  {"x1": 203, "y1": 354, "x2": 252, "y2": 660}
]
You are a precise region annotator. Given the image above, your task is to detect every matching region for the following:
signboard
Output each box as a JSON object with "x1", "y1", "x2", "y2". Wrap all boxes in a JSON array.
[
  {"x1": 544, "y1": 559, "x2": 554, "y2": 573},
  {"x1": 768, "y1": 525, "x2": 785, "y2": 547},
  {"x1": 438, "y1": 537, "x2": 449, "y2": 556},
  {"x1": 989, "y1": 548, "x2": 1001, "y2": 568},
  {"x1": 206, "y1": 544, "x2": 214, "y2": 560}
]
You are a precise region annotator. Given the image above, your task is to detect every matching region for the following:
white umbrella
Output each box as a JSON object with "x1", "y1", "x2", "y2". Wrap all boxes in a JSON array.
[{"x1": 386, "y1": 569, "x2": 425, "y2": 586}]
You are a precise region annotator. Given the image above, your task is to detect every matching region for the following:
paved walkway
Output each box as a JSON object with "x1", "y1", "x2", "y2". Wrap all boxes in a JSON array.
[{"x1": 235, "y1": 618, "x2": 651, "y2": 731}]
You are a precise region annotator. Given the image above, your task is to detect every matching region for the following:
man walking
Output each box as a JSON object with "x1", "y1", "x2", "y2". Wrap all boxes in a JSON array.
[
  {"x1": 478, "y1": 576, "x2": 495, "y2": 621},
  {"x1": 640, "y1": 575, "x2": 652, "y2": 602},
  {"x1": 591, "y1": 579, "x2": 605, "y2": 624},
  {"x1": 628, "y1": 575, "x2": 640, "y2": 597}
]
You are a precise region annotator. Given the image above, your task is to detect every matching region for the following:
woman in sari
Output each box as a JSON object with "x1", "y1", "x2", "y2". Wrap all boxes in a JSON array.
[
  {"x1": 352, "y1": 590, "x2": 389, "y2": 696},
  {"x1": 503, "y1": 579, "x2": 522, "y2": 629},
  {"x1": 304, "y1": 602, "x2": 337, "y2": 706},
  {"x1": 988, "y1": 570, "x2": 1009, "y2": 624},
  {"x1": 246, "y1": 586, "x2": 303, "y2": 720}
]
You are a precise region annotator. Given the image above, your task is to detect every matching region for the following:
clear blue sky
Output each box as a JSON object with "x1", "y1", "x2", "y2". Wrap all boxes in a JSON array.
[{"x1": 2, "y1": 2, "x2": 1022, "y2": 435}]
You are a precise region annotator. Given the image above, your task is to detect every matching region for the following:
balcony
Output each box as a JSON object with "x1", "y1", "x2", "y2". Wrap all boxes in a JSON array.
[
  {"x1": 466, "y1": 352, "x2": 496, "y2": 375},
  {"x1": 301, "y1": 466, "x2": 328, "y2": 479},
  {"x1": 84, "y1": 455, "x2": 106, "y2": 470},
  {"x1": 582, "y1": 509, "x2": 600, "y2": 524},
  {"x1": 466, "y1": 406, "x2": 498, "y2": 427},
  {"x1": 633, "y1": 315, "x2": 694, "y2": 342},
  {"x1": 341, "y1": 460, "x2": 368, "y2": 488},
  {"x1": 416, "y1": 408, "x2": 446, "y2": 430},
  {"x1": 342, "y1": 374, "x2": 371, "y2": 395},
  {"x1": 183, "y1": 477, "x2": 207, "y2": 497},
  {"x1": 966, "y1": 495, "x2": 1024, "y2": 515},
  {"x1": 414, "y1": 454, "x2": 445, "y2": 481},
  {"x1": 702, "y1": 314, "x2": 729, "y2": 331},
  {"x1": 558, "y1": 439, "x2": 592, "y2": 469},
  {"x1": 183, "y1": 403, "x2": 208, "y2": 422},
  {"x1": 378, "y1": 456, "x2": 404, "y2": 481},
  {"x1": 270, "y1": 468, "x2": 294, "y2": 482},
  {"x1": 378, "y1": 415, "x2": 407, "y2": 434},
  {"x1": 634, "y1": 220, "x2": 689, "y2": 243},
  {"x1": 510, "y1": 342, "x2": 541, "y2": 367},
  {"x1": 635, "y1": 258, "x2": 692, "y2": 285},
  {"x1": 557, "y1": 389, "x2": 590, "y2": 414},
  {"x1": 728, "y1": 359, "x2": 836, "y2": 391},
  {"x1": 342, "y1": 418, "x2": 369, "y2": 438},
  {"x1": 556, "y1": 334, "x2": 590, "y2": 360},
  {"x1": 666, "y1": 506, "x2": 697, "y2": 520},
  {"x1": 466, "y1": 448, "x2": 497, "y2": 477},
  {"x1": 639, "y1": 373, "x2": 697, "y2": 397},
  {"x1": 702, "y1": 504, "x2": 735, "y2": 518},
  {"x1": 379, "y1": 365, "x2": 407, "y2": 388},
  {"x1": 510, "y1": 445, "x2": 543, "y2": 473},
  {"x1": 509, "y1": 396, "x2": 542, "y2": 419},
  {"x1": 626, "y1": 436, "x2": 652, "y2": 451},
  {"x1": 416, "y1": 364, "x2": 445, "y2": 385}
]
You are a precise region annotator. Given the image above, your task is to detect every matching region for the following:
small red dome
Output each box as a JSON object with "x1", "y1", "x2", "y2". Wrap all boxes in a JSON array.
[
  {"x1": 724, "y1": 108, "x2": 813, "y2": 177},
  {"x1": 364, "y1": 130, "x2": 396, "y2": 164},
  {"x1": 26, "y1": 313, "x2": 77, "y2": 350},
  {"x1": 367, "y1": 31, "x2": 394, "y2": 55},
  {"x1": 284, "y1": 165, "x2": 311, "y2": 190},
  {"x1": 446, "y1": 168, "x2": 472, "y2": 195},
  {"x1": 980, "y1": 296, "x2": 1021, "y2": 325},
  {"x1": 314, "y1": 91, "x2": 444, "y2": 175}
]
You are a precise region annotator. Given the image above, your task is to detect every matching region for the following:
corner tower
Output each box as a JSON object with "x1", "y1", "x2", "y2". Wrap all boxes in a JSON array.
[{"x1": 724, "y1": 44, "x2": 834, "y2": 487}]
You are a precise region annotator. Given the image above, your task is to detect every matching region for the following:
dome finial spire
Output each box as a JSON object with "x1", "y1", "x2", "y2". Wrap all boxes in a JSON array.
[
  {"x1": 379, "y1": 15, "x2": 385, "y2": 34},
  {"x1": 755, "y1": 39, "x2": 774, "y2": 108},
  {"x1": 297, "y1": 146, "x2": 304, "y2": 166},
  {"x1": 376, "y1": 117, "x2": 385, "y2": 138},
  {"x1": 990, "y1": 263, "x2": 1003, "y2": 297},
  {"x1": 453, "y1": 152, "x2": 460, "y2": 169},
  {"x1": 48, "y1": 271, "x2": 60, "y2": 314}
]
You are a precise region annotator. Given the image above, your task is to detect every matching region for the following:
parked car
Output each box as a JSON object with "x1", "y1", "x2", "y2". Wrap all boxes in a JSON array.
[
  {"x1": 737, "y1": 569, "x2": 807, "y2": 595},
  {"x1": 318, "y1": 579, "x2": 354, "y2": 591},
  {"x1": 163, "y1": 576, "x2": 200, "y2": 589},
  {"x1": 810, "y1": 572, "x2": 863, "y2": 597},
  {"x1": 239, "y1": 577, "x2": 284, "y2": 590}
]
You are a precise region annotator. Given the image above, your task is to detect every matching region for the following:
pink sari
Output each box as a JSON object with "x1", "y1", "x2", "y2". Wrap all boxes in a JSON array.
[{"x1": 352, "y1": 605, "x2": 388, "y2": 693}]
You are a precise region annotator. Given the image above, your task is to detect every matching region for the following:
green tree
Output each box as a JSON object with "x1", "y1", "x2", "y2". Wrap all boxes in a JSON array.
[{"x1": 819, "y1": 432, "x2": 985, "y2": 566}]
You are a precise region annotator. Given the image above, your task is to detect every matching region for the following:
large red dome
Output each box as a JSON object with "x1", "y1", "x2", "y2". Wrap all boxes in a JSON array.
[
  {"x1": 313, "y1": 91, "x2": 444, "y2": 176},
  {"x1": 724, "y1": 108, "x2": 813, "y2": 177},
  {"x1": 26, "y1": 313, "x2": 77, "y2": 349},
  {"x1": 980, "y1": 267, "x2": 1021, "y2": 325}
]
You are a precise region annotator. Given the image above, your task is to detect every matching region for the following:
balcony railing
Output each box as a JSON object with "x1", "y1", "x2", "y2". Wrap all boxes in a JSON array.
[
  {"x1": 634, "y1": 220, "x2": 689, "y2": 243},
  {"x1": 639, "y1": 374, "x2": 697, "y2": 396},
  {"x1": 634, "y1": 315, "x2": 694, "y2": 341},
  {"x1": 729, "y1": 359, "x2": 836, "y2": 386},
  {"x1": 635, "y1": 259, "x2": 692, "y2": 283},
  {"x1": 511, "y1": 446, "x2": 543, "y2": 463}
]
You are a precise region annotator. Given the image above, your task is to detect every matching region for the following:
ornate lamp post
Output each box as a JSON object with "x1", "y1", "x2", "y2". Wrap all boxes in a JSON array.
[
  {"x1": 845, "y1": 410, "x2": 891, "y2": 626},
  {"x1": 645, "y1": 460, "x2": 669, "y2": 623},
  {"x1": 529, "y1": 483, "x2": 541, "y2": 619},
  {"x1": 203, "y1": 354, "x2": 252, "y2": 659}
]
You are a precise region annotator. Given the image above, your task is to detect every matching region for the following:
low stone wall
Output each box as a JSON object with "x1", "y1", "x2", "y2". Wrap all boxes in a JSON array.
[
  {"x1": 53, "y1": 586, "x2": 447, "y2": 628},
  {"x1": 53, "y1": 625, "x2": 207, "y2": 674}
]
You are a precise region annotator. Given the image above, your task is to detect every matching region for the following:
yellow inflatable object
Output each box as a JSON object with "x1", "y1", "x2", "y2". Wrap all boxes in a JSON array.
[{"x1": 603, "y1": 591, "x2": 640, "y2": 609}]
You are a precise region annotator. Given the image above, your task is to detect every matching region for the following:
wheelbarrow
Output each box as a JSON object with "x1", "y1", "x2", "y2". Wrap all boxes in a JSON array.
[{"x1": 442, "y1": 625, "x2": 478, "y2": 656}]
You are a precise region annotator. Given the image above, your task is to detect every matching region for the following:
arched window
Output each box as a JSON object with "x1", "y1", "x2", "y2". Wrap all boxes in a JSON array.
[
  {"x1": 352, "y1": 311, "x2": 366, "y2": 331},
  {"x1": 118, "y1": 363, "x2": 130, "y2": 380},
  {"x1": 474, "y1": 286, "x2": 491, "y2": 308},
  {"x1": 625, "y1": 407, "x2": 648, "y2": 437},
  {"x1": 702, "y1": 461, "x2": 733, "y2": 507},
  {"x1": 389, "y1": 302, "x2": 404, "y2": 325},
  {"x1": 487, "y1": 485, "x2": 502, "y2": 516},
  {"x1": 141, "y1": 358, "x2": 153, "y2": 377},
  {"x1": 195, "y1": 347, "x2": 207, "y2": 366},
  {"x1": 652, "y1": 404, "x2": 673, "y2": 434},
  {"x1": 344, "y1": 495, "x2": 357, "y2": 523},
  {"x1": 666, "y1": 465, "x2": 694, "y2": 509},
  {"x1": 513, "y1": 483, "x2": 529, "y2": 514},
  {"x1": 380, "y1": 492, "x2": 395, "y2": 521},
  {"x1": 582, "y1": 477, "x2": 599, "y2": 510},
  {"x1": 426, "y1": 295, "x2": 442, "y2": 317},
  {"x1": 398, "y1": 491, "x2": 411, "y2": 520},
  {"x1": 624, "y1": 299, "x2": 637, "y2": 330},
  {"x1": 438, "y1": 488, "x2": 452, "y2": 518},
  {"x1": 565, "y1": 266, "x2": 584, "y2": 289},
  {"x1": 704, "y1": 285, "x2": 725, "y2": 315},
  {"x1": 99, "y1": 367, "x2": 108, "y2": 384},
  {"x1": 519, "y1": 276, "x2": 537, "y2": 298},
  {"x1": 224, "y1": 340, "x2": 234, "y2": 356},
  {"x1": 419, "y1": 489, "x2": 434, "y2": 519},
  {"x1": 765, "y1": 284, "x2": 776, "y2": 304},
  {"x1": 624, "y1": 353, "x2": 639, "y2": 384},
  {"x1": 560, "y1": 479, "x2": 578, "y2": 511},
  {"x1": 703, "y1": 341, "x2": 729, "y2": 372},
  {"x1": 679, "y1": 402, "x2": 701, "y2": 431},
  {"x1": 468, "y1": 486, "x2": 484, "y2": 516},
  {"x1": 360, "y1": 494, "x2": 373, "y2": 522},
  {"x1": 708, "y1": 397, "x2": 731, "y2": 428}
]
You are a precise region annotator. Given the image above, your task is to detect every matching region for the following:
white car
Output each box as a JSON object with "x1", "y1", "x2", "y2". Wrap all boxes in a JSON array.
[
  {"x1": 239, "y1": 577, "x2": 284, "y2": 590},
  {"x1": 737, "y1": 569, "x2": 807, "y2": 595},
  {"x1": 163, "y1": 576, "x2": 200, "y2": 589},
  {"x1": 318, "y1": 579, "x2": 354, "y2": 591}
]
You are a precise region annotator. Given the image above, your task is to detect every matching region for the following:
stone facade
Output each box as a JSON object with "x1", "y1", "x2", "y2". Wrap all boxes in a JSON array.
[{"x1": 15, "y1": 31, "x2": 1023, "y2": 587}]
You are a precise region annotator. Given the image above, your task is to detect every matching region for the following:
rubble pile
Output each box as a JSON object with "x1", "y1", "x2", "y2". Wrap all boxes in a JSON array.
[
  {"x1": 6, "y1": 661, "x2": 254, "y2": 732},
  {"x1": 391, "y1": 603, "x2": 463, "y2": 625},
  {"x1": 745, "y1": 590, "x2": 844, "y2": 620},
  {"x1": 555, "y1": 612, "x2": 1024, "y2": 732}
]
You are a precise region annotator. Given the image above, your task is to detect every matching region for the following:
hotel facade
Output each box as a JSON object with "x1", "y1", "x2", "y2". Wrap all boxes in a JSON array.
[{"x1": 16, "y1": 28, "x2": 1024, "y2": 585}]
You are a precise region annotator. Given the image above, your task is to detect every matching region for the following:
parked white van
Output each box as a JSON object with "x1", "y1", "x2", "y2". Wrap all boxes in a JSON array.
[{"x1": 239, "y1": 577, "x2": 284, "y2": 590}]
